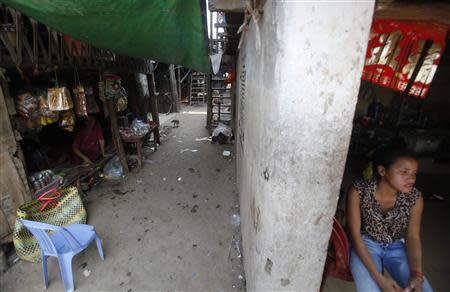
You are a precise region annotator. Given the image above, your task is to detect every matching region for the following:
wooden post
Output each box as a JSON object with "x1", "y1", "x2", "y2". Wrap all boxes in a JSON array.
[
  {"x1": 206, "y1": 75, "x2": 213, "y2": 128},
  {"x1": 126, "y1": 73, "x2": 141, "y2": 118},
  {"x1": 169, "y1": 64, "x2": 180, "y2": 112},
  {"x1": 107, "y1": 100, "x2": 129, "y2": 173},
  {"x1": 177, "y1": 66, "x2": 182, "y2": 101},
  {"x1": 147, "y1": 72, "x2": 161, "y2": 144}
]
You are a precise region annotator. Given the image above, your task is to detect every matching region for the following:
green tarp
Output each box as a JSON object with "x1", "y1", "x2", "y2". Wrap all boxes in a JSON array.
[{"x1": 1, "y1": 0, "x2": 210, "y2": 72}]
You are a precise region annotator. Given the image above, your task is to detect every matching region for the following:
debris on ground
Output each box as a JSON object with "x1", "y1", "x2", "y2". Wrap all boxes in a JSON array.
[
  {"x1": 212, "y1": 123, "x2": 233, "y2": 144},
  {"x1": 177, "y1": 177, "x2": 182, "y2": 181},
  {"x1": 190, "y1": 205, "x2": 199, "y2": 213},
  {"x1": 83, "y1": 269, "x2": 91, "y2": 277},
  {"x1": 103, "y1": 156, "x2": 125, "y2": 179},
  {"x1": 195, "y1": 137, "x2": 211, "y2": 142},
  {"x1": 222, "y1": 150, "x2": 231, "y2": 157},
  {"x1": 113, "y1": 189, "x2": 128, "y2": 196},
  {"x1": 143, "y1": 145, "x2": 156, "y2": 152},
  {"x1": 181, "y1": 148, "x2": 199, "y2": 153},
  {"x1": 230, "y1": 214, "x2": 240, "y2": 226}
]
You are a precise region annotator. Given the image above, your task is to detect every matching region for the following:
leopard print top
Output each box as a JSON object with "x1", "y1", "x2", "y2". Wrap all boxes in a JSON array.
[{"x1": 354, "y1": 179, "x2": 420, "y2": 244}]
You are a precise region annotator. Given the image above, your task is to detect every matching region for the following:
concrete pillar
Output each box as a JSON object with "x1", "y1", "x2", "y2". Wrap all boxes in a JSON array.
[{"x1": 236, "y1": 1, "x2": 374, "y2": 291}]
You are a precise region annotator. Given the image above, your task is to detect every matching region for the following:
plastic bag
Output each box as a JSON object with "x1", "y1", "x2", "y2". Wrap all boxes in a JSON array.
[
  {"x1": 212, "y1": 123, "x2": 233, "y2": 144},
  {"x1": 115, "y1": 87, "x2": 128, "y2": 112},
  {"x1": 85, "y1": 86, "x2": 100, "y2": 114},
  {"x1": 104, "y1": 74, "x2": 122, "y2": 100},
  {"x1": 103, "y1": 156, "x2": 124, "y2": 179},
  {"x1": 131, "y1": 118, "x2": 150, "y2": 136},
  {"x1": 48, "y1": 87, "x2": 73, "y2": 111},
  {"x1": 16, "y1": 93, "x2": 38, "y2": 118},
  {"x1": 38, "y1": 95, "x2": 59, "y2": 126},
  {"x1": 73, "y1": 85, "x2": 88, "y2": 116}
]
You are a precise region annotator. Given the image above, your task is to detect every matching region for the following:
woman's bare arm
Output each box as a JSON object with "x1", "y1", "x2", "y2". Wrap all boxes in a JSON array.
[
  {"x1": 72, "y1": 146, "x2": 92, "y2": 164},
  {"x1": 405, "y1": 195, "x2": 425, "y2": 290}
]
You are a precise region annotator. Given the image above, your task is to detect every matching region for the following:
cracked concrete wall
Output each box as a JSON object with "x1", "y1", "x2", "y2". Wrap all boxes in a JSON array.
[{"x1": 236, "y1": 1, "x2": 375, "y2": 290}]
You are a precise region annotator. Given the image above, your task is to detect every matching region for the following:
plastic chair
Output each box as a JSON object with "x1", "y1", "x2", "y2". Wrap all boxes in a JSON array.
[
  {"x1": 19, "y1": 219, "x2": 104, "y2": 292},
  {"x1": 320, "y1": 217, "x2": 353, "y2": 291}
]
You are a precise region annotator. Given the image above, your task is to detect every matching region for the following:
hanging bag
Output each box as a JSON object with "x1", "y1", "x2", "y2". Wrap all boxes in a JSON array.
[
  {"x1": 47, "y1": 71, "x2": 73, "y2": 111},
  {"x1": 73, "y1": 67, "x2": 88, "y2": 116},
  {"x1": 13, "y1": 186, "x2": 87, "y2": 262}
]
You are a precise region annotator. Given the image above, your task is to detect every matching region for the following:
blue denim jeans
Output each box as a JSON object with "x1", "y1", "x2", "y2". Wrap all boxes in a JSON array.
[{"x1": 350, "y1": 235, "x2": 433, "y2": 292}]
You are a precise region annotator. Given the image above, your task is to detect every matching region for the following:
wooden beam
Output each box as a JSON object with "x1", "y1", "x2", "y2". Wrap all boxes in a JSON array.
[
  {"x1": 0, "y1": 82, "x2": 16, "y2": 155},
  {"x1": 374, "y1": 3, "x2": 450, "y2": 27},
  {"x1": 31, "y1": 19, "x2": 38, "y2": 67},
  {"x1": 0, "y1": 7, "x2": 153, "y2": 73},
  {"x1": 169, "y1": 64, "x2": 180, "y2": 112},
  {"x1": 0, "y1": 32, "x2": 18, "y2": 64},
  {"x1": 147, "y1": 72, "x2": 161, "y2": 144},
  {"x1": 206, "y1": 75, "x2": 213, "y2": 128},
  {"x1": 177, "y1": 66, "x2": 181, "y2": 99},
  {"x1": 15, "y1": 12, "x2": 22, "y2": 66},
  {"x1": 36, "y1": 29, "x2": 49, "y2": 63},
  {"x1": 208, "y1": 0, "x2": 246, "y2": 12},
  {"x1": 107, "y1": 100, "x2": 129, "y2": 173},
  {"x1": 0, "y1": 152, "x2": 29, "y2": 231},
  {"x1": 20, "y1": 30, "x2": 34, "y2": 65}
]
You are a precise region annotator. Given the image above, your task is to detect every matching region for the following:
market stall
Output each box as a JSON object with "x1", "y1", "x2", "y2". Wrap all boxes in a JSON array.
[
  {"x1": 342, "y1": 18, "x2": 450, "y2": 193},
  {"x1": 0, "y1": 67, "x2": 161, "y2": 247}
]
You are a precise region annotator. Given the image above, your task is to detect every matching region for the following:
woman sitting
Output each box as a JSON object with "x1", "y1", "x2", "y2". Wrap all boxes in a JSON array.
[
  {"x1": 71, "y1": 115, "x2": 106, "y2": 165},
  {"x1": 346, "y1": 147, "x2": 433, "y2": 292}
]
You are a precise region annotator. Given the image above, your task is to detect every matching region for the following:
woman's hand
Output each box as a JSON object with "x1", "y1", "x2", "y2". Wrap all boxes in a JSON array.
[
  {"x1": 82, "y1": 157, "x2": 93, "y2": 165},
  {"x1": 404, "y1": 276, "x2": 423, "y2": 292},
  {"x1": 377, "y1": 276, "x2": 403, "y2": 292}
]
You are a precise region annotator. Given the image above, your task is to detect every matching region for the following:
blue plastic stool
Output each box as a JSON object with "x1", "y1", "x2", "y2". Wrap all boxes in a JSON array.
[{"x1": 19, "y1": 219, "x2": 104, "y2": 292}]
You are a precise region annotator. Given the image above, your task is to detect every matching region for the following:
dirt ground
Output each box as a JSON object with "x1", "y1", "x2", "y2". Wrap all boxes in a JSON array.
[
  {"x1": 1, "y1": 106, "x2": 448, "y2": 292},
  {"x1": 0, "y1": 106, "x2": 245, "y2": 292}
]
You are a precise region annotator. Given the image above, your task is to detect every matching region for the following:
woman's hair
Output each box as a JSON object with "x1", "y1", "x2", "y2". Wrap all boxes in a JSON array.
[{"x1": 372, "y1": 145, "x2": 416, "y2": 178}]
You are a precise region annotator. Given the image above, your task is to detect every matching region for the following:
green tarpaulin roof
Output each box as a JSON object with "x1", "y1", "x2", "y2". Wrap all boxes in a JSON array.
[{"x1": 0, "y1": 0, "x2": 211, "y2": 72}]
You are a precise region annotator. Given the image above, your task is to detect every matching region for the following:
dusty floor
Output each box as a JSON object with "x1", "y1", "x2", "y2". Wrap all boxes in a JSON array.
[
  {"x1": 1, "y1": 106, "x2": 245, "y2": 292},
  {"x1": 1, "y1": 106, "x2": 449, "y2": 292}
]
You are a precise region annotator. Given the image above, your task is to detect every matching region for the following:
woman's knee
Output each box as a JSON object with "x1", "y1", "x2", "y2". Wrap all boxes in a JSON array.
[{"x1": 350, "y1": 250, "x2": 382, "y2": 292}]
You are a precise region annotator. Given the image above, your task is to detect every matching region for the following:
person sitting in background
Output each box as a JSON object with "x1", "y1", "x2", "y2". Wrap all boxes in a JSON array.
[
  {"x1": 71, "y1": 115, "x2": 106, "y2": 165},
  {"x1": 346, "y1": 147, "x2": 433, "y2": 292},
  {"x1": 367, "y1": 97, "x2": 384, "y2": 127}
]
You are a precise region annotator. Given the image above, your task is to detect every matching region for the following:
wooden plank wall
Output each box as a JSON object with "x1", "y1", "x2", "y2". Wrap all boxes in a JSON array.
[{"x1": 0, "y1": 82, "x2": 31, "y2": 241}]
